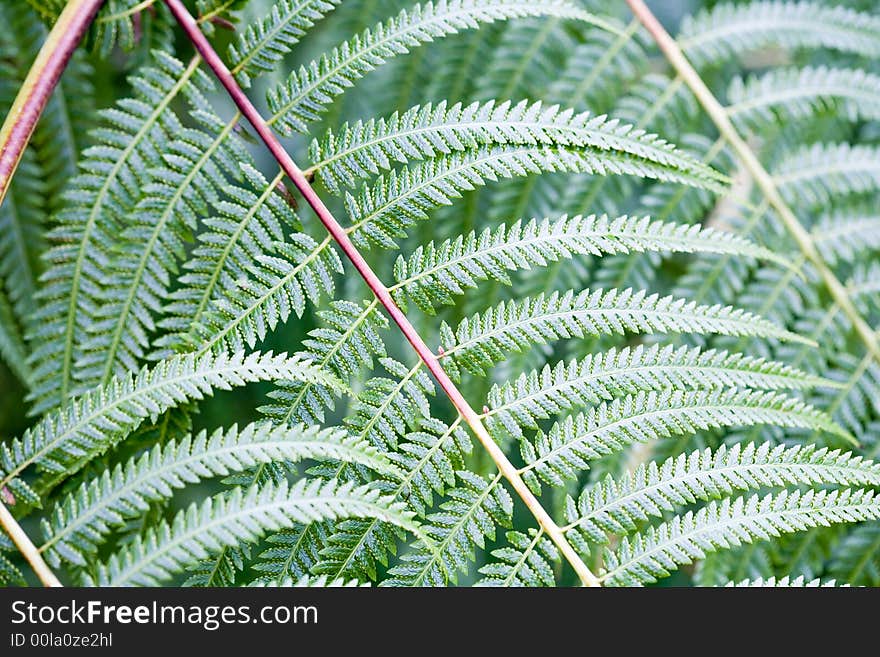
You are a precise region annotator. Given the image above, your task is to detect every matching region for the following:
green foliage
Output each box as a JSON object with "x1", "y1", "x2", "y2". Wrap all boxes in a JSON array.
[
  {"x1": 1, "y1": 0, "x2": 878, "y2": 589},
  {"x1": 230, "y1": 0, "x2": 343, "y2": 87},
  {"x1": 88, "y1": 478, "x2": 417, "y2": 586},
  {"x1": 603, "y1": 489, "x2": 880, "y2": 586}
]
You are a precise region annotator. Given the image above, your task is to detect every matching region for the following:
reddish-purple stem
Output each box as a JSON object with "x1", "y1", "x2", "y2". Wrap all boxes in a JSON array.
[
  {"x1": 162, "y1": 0, "x2": 600, "y2": 585},
  {"x1": 0, "y1": 0, "x2": 105, "y2": 208}
]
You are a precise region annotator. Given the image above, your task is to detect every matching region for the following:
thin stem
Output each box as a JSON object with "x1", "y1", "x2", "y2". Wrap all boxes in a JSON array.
[
  {"x1": 0, "y1": 0, "x2": 105, "y2": 208},
  {"x1": 0, "y1": 500, "x2": 62, "y2": 587},
  {"x1": 163, "y1": 0, "x2": 600, "y2": 587},
  {"x1": 625, "y1": 0, "x2": 880, "y2": 366}
]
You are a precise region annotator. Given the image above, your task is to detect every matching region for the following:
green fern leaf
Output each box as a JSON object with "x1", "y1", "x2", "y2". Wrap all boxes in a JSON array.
[
  {"x1": 478, "y1": 529, "x2": 560, "y2": 586},
  {"x1": 88, "y1": 479, "x2": 418, "y2": 586},
  {"x1": 79, "y1": 108, "x2": 247, "y2": 388},
  {"x1": 314, "y1": 417, "x2": 472, "y2": 581},
  {"x1": 267, "y1": 0, "x2": 617, "y2": 134},
  {"x1": 262, "y1": 300, "x2": 388, "y2": 425},
  {"x1": 568, "y1": 443, "x2": 880, "y2": 544},
  {"x1": 440, "y1": 288, "x2": 811, "y2": 378},
  {"x1": 229, "y1": 0, "x2": 342, "y2": 87},
  {"x1": 27, "y1": 53, "x2": 206, "y2": 415},
  {"x1": 679, "y1": 2, "x2": 880, "y2": 66},
  {"x1": 309, "y1": 100, "x2": 726, "y2": 193},
  {"x1": 728, "y1": 67, "x2": 880, "y2": 131},
  {"x1": 520, "y1": 389, "x2": 848, "y2": 491},
  {"x1": 192, "y1": 234, "x2": 343, "y2": 354},
  {"x1": 40, "y1": 422, "x2": 397, "y2": 568},
  {"x1": 828, "y1": 521, "x2": 880, "y2": 586},
  {"x1": 251, "y1": 574, "x2": 368, "y2": 587},
  {"x1": 0, "y1": 351, "x2": 340, "y2": 498},
  {"x1": 812, "y1": 210, "x2": 880, "y2": 266},
  {"x1": 774, "y1": 143, "x2": 880, "y2": 208},
  {"x1": 157, "y1": 164, "x2": 297, "y2": 355},
  {"x1": 603, "y1": 489, "x2": 880, "y2": 586},
  {"x1": 0, "y1": 286, "x2": 29, "y2": 384},
  {"x1": 384, "y1": 471, "x2": 510, "y2": 586},
  {"x1": 253, "y1": 522, "x2": 330, "y2": 582},
  {"x1": 486, "y1": 345, "x2": 831, "y2": 439},
  {"x1": 724, "y1": 576, "x2": 839, "y2": 587},
  {"x1": 343, "y1": 357, "x2": 435, "y2": 450},
  {"x1": 393, "y1": 214, "x2": 788, "y2": 314}
]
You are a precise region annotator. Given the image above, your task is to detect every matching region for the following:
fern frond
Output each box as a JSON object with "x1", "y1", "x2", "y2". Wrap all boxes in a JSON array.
[
  {"x1": 520, "y1": 389, "x2": 847, "y2": 491},
  {"x1": 343, "y1": 357, "x2": 435, "y2": 450},
  {"x1": 191, "y1": 235, "x2": 342, "y2": 354},
  {"x1": 774, "y1": 143, "x2": 880, "y2": 208},
  {"x1": 812, "y1": 211, "x2": 880, "y2": 266},
  {"x1": 79, "y1": 107, "x2": 247, "y2": 388},
  {"x1": 547, "y1": 20, "x2": 646, "y2": 113},
  {"x1": 157, "y1": 164, "x2": 293, "y2": 353},
  {"x1": 89, "y1": 479, "x2": 418, "y2": 586},
  {"x1": 567, "y1": 443, "x2": 880, "y2": 544},
  {"x1": 253, "y1": 522, "x2": 330, "y2": 583},
  {"x1": 314, "y1": 417, "x2": 472, "y2": 580},
  {"x1": 440, "y1": 288, "x2": 811, "y2": 378},
  {"x1": 28, "y1": 53, "x2": 205, "y2": 415},
  {"x1": 393, "y1": 214, "x2": 786, "y2": 314},
  {"x1": 486, "y1": 345, "x2": 830, "y2": 439},
  {"x1": 384, "y1": 471, "x2": 510, "y2": 586},
  {"x1": 0, "y1": 151, "x2": 43, "y2": 333},
  {"x1": 478, "y1": 528, "x2": 560, "y2": 586},
  {"x1": 266, "y1": 0, "x2": 616, "y2": 134},
  {"x1": 309, "y1": 100, "x2": 726, "y2": 193},
  {"x1": 603, "y1": 489, "x2": 880, "y2": 586},
  {"x1": 346, "y1": 141, "x2": 725, "y2": 250},
  {"x1": 679, "y1": 1, "x2": 880, "y2": 66},
  {"x1": 40, "y1": 422, "x2": 397, "y2": 568},
  {"x1": 728, "y1": 67, "x2": 880, "y2": 131},
  {"x1": 229, "y1": 0, "x2": 342, "y2": 87},
  {"x1": 262, "y1": 301, "x2": 387, "y2": 425},
  {"x1": 0, "y1": 351, "x2": 339, "y2": 499}
]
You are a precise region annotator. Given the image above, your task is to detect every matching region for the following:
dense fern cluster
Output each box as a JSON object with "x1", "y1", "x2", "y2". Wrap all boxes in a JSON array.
[{"x1": 0, "y1": 0, "x2": 878, "y2": 587}]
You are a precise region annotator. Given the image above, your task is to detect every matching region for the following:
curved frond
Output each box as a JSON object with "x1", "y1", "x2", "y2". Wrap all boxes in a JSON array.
[
  {"x1": 309, "y1": 100, "x2": 726, "y2": 193},
  {"x1": 0, "y1": 351, "x2": 339, "y2": 499},
  {"x1": 520, "y1": 389, "x2": 848, "y2": 491},
  {"x1": 260, "y1": 300, "x2": 388, "y2": 427},
  {"x1": 384, "y1": 471, "x2": 510, "y2": 586},
  {"x1": 478, "y1": 529, "x2": 560, "y2": 586},
  {"x1": 229, "y1": 0, "x2": 343, "y2": 87},
  {"x1": 603, "y1": 489, "x2": 880, "y2": 586},
  {"x1": 393, "y1": 215, "x2": 786, "y2": 314},
  {"x1": 28, "y1": 53, "x2": 205, "y2": 415},
  {"x1": 774, "y1": 143, "x2": 880, "y2": 208},
  {"x1": 41, "y1": 422, "x2": 398, "y2": 568},
  {"x1": 158, "y1": 164, "x2": 296, "y2": 354},
  {"x1": 441, "y1": 288, "x2": 811, "y2": 378},
  {"x1": 486, "y1": 345, "x2": 830, "y2": 439},
  {"x1": 89, "y1": 479, "x2": 418, "y2": 586},
  {"x1": 679, "y1": 2, "x2": 880, "y2": 66},
  {"x1": 728, "y1": 67, "x2": 880, "y2": 131},
  {"x1": 568, "y1": 443, "x2": 880, "y2": 544},
  {"x1": 812, "y1": 211, "x2": 880, "y2": 266},
  {"x1": 267, "y1": 0, "x2": 616, "y2": 134}
]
